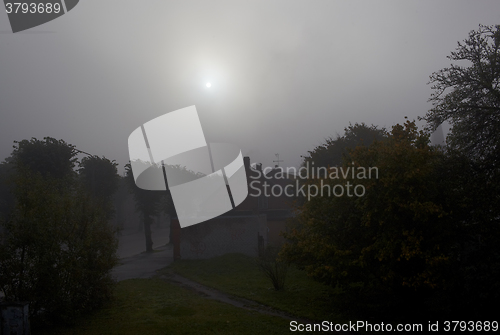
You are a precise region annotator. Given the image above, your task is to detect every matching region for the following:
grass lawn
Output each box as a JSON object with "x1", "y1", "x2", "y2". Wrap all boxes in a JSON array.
[
  {"x1": 164, "y1": 253, "x2": 344, "y2": 322},
  {"x1": 33, "y1": 278, "x2": 290, "y2": 335},
  {"x1": 34, "y1": 253, "x2": 353, "y2": 334}
]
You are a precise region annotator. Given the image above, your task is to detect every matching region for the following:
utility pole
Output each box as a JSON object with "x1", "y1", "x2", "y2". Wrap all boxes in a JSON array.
[{"x1": 273, "y1": 153, "x2": 283, "y2": 168}]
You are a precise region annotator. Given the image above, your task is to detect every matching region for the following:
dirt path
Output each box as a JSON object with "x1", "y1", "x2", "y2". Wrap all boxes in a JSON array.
[{"x1": 158, "y1": 270, "x2": 314, "y2": 324}]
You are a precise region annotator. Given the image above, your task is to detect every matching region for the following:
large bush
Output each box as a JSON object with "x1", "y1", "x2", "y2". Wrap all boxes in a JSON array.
[
  {"x1": 282, "y1": 120, "x2": 500, "y2": 320},
  {"x1": 0, "y1": 155, "x2": 118, "y2": 325}
]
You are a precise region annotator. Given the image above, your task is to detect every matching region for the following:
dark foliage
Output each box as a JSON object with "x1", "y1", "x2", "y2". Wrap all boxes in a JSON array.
[
  {"x1": 282, "y1": 120, "x2": 500, "y2": 321},
  {"x1": 0, "y1": 169, "x2": 118, "y2": 326},
  {"x1": 422, "y1": 24, "x2": 500, "y2": 170},
  {"x1": 78, "y1": 156, "x2": 120, "y2": 220},
  {"x1": 0, "y1": 138, "x2": 119, "y2": 326}
]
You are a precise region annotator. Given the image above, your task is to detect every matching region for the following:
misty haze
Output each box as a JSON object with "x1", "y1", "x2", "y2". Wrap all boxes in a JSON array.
[{"x1": 0, "y1": 1, "x2": 499, "y2": 334}]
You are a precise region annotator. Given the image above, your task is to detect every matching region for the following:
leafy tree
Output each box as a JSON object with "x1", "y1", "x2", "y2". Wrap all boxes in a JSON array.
[
  {"x1": 11, "y1": 137, "x2": 77, "y2": 179},
  {"x1": 112, "y1": 175, "x2": 133, "y2": 231},
  {"x1": 294, "y1": 123, "x2": 387, "y2": 206},
  {"x1": 422, "y1": 24, "x2": 500, "y2": 168},
  {"x1": 281, "y1": 120, "x2": 457, "y2": 319},
  {"x1": 0, "y1": 138, "x2": 119, "y2": 326},
  {"x1": 283, "y1": 120, "x2": 500, "y2": 319},
  {"x1": 0, "y1": 158, "x2": 15, "y2": 221},
  {"x1": 421, "y1": 25, "x2": 500, "y2": 316},
  {"x1": 302, "y1": 122, "x2": 387, "y2": 169},
  {"x1": 0, "y1": 167, "x2": 118, "y2": 325},
  {"x1": 78, "y1": 156, "x2": 120, "y2": 220}
]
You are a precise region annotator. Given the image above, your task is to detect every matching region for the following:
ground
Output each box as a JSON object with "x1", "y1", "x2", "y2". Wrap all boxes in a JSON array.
[{"x1": 111, "y1": 226, "x2": 315, "y2": 323}]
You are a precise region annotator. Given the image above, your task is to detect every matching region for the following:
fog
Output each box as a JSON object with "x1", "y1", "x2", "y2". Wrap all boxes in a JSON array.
[{"x1": 1, "y1": 0, "x2": 499, "y2": 172}]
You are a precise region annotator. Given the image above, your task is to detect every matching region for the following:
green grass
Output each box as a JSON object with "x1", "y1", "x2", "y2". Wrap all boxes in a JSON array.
[
  {"x1": 33, "y1": 278, "x2": 289, "y2": 335},
  {"x1": 164, "y1": 253, "x2": 344, "y2": 322},
  {"x1": 33, "y1": 253, "x2": 352, "y2": 334}
]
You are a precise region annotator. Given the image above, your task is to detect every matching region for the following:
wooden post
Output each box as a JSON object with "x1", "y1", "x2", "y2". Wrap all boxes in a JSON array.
[{"x1": 172, "y1": 218, "x2": 181, "y2": 260}]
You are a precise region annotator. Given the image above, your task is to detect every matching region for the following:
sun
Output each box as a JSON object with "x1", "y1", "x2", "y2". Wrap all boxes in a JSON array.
[{"x1": 206, "y1": 82, "x2": 212, "y2": 88}]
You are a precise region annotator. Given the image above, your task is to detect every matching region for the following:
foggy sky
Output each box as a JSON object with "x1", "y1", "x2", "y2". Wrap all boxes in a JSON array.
[{"x1": 1, "y1": 0, "x2": 499, "y2": 173}]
